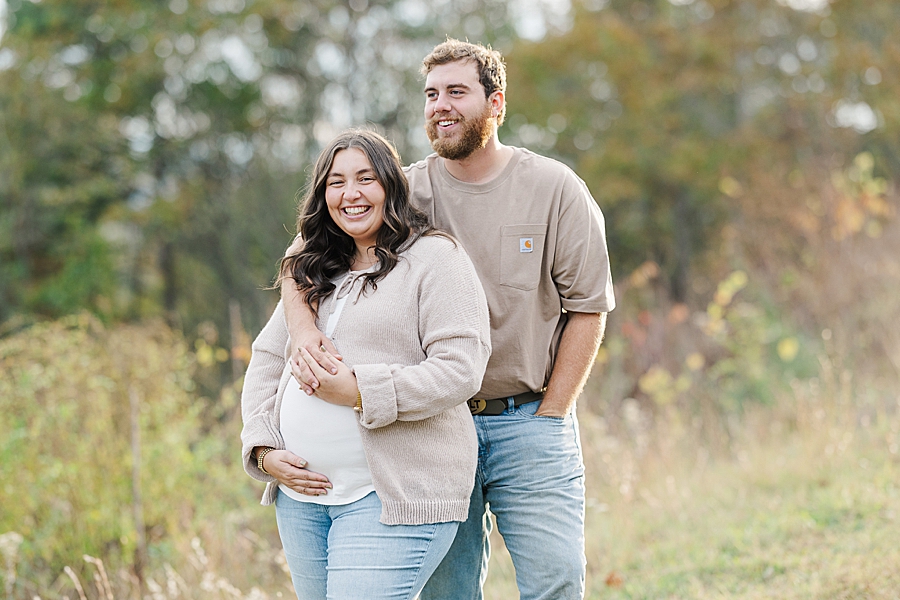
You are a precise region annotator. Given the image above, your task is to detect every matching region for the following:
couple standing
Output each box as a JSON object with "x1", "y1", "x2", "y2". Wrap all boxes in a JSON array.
[{"x1": 241, "y1": 39, "x2": 615, "y2": 600}]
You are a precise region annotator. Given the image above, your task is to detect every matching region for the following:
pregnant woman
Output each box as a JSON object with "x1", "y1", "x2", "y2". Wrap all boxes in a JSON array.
[{"x1": 240, "y1": 129, "x2": 491, "y2": 600}]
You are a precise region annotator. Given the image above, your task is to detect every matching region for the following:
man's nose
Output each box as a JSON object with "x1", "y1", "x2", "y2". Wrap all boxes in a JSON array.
[{"x1": 433, "y1": 91, "x2": 452, "y2": 113}]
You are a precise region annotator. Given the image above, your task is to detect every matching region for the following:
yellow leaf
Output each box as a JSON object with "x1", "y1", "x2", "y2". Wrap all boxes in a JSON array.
[
  {"x1": 719, "y1": 176, "x2": 743, "y2": 198},
  {"x1": 685, "y1": 352, "x2": 705, "y2": 371},
  {"x1": 777, "y1": 337, "x2": 799, "y2": 362},
  {"x1": 196, "y1": 344, "x2": 214, "y2": 367}
]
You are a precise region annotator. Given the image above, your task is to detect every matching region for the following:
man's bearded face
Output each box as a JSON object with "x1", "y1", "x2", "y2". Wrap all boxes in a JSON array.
[{"x1": 425, "y1": 100, "x2": 494, "y2": 161}]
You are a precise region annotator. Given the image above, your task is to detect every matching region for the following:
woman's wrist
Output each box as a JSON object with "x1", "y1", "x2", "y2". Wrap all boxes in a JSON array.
[
  {"x1": 349, "y1": 371, "x2": 360, "y2": 409},
  {"x1": 255, "y1": 446, "x2": 276, "y2": 475}
]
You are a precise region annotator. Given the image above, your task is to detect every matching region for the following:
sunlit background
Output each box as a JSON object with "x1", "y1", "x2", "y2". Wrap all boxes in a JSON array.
[{"x1": 1, "y1": 0, "x2": 898, "y2": 598}]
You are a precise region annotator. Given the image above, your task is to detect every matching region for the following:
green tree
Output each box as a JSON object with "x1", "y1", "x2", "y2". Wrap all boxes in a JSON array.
[
  {"x1": 504, "y1": 0, "x2": 899, "y2": 305},
  {"x1": 0, "y1": 0, "x2": 534, "y2": 341}
]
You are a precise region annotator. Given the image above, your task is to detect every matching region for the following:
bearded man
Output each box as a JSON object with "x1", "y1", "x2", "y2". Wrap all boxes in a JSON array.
[{"x1": 283, "y1": 39, "x2": 615, "y2": 600}]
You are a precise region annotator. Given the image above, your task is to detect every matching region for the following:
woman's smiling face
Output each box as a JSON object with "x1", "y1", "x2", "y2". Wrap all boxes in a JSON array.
[{"x1": 325, "y1": 147, "x2": 386, "y2": 253}]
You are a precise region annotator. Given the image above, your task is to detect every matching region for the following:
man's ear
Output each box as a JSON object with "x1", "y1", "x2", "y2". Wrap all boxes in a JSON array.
[{"x1": 489, "y1": 90, "x2": 505, "y2": 119}]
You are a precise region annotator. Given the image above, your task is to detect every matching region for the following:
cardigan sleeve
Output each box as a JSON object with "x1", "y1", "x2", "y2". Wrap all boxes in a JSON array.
[
  {"x1": 354, "y1": 239, "x2": 491, "y2": 428},
  {"x1": 240, "y1": 300, "x2": 289, "y2": 481}
]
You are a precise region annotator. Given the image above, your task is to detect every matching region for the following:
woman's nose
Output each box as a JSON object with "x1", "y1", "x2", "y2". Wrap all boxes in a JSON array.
[{"x1": 343, "y1": 182, "x2": 361, "y2": 199}]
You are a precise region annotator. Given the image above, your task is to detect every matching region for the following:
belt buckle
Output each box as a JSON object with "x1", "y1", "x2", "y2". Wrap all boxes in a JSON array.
[{"x1": 468, "y1": 398, "x2": 487, "y2": 415}]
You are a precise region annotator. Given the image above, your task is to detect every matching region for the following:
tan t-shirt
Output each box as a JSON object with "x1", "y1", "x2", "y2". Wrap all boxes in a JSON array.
[{"x1": 405, "y1": 147, "x2": 615, "y2": 399}]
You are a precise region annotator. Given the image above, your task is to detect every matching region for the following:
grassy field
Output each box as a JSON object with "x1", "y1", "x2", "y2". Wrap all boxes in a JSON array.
[
  {"x1": 4, "y1": 319, "x2": 898, "y2": 599},
  {"x1": 5, "y1": 397, "x2": 898, "y2": 599},
  {"x1": 483, "y1": 396, "x2": 900, "y2": 599}
]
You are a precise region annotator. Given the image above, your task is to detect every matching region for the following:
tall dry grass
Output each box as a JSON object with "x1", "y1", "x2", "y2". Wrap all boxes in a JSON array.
[{"x1": 484, "y1": 343, "x2": 899, "y2": 598}]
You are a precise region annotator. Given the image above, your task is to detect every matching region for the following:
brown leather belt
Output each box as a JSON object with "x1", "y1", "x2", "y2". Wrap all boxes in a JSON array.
[{"x1": 467, "y1": 391, "x2": 544, "y2": 416}]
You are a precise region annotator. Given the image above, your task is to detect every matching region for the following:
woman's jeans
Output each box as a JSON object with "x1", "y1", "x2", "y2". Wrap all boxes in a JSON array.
[{"x1": 275, "y1": 490, "x2": 459, "y2": 600}]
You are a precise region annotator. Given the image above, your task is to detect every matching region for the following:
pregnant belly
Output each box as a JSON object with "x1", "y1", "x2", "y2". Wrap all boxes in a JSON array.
[{"x1": 279, "y1": 375, "x2": 374, "y2": 504}]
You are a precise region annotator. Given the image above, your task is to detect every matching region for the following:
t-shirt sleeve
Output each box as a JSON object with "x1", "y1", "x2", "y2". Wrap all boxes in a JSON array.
[
  {"x1": 553, "y1": 175, "x2": 616, "y2": 313},
  {"x1": 404, "y1": 161, "x2": 436, "y2": 219}
]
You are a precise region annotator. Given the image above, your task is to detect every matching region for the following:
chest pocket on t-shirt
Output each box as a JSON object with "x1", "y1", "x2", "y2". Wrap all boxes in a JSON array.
[{"x1": 499, "y1": 224, "x2": 546, "y2": 291}]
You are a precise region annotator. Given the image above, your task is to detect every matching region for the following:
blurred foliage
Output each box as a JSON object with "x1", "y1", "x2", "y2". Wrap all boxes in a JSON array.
[
  {"x1": 4, "y1": 0, "x2": 896, "y2": 349},
  {"x1": 0, "y1": 313, "x2": 261, "y2": 589},
  {"x1": 504, "y1": 0, "x2": 899, "y2": 303},
  {"x1": 499, "y1": 0, "x2": 900, "y2": 416},
  {"x1": 0, "y1": 0, "x2": 529, "y2": 337}
]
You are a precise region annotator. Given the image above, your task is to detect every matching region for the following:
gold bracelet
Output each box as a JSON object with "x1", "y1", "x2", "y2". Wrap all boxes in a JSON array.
[
  {"x1": 257, "y1": 447, "x2": 275, "y2": 475},
  {"x1": 353, "y1": 390, "x2": 363, "y2": 413}
]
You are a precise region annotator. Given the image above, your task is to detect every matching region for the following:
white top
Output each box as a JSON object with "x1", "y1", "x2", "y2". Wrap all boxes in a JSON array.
[{"x1": 278, "y1": 271, "x2": 375, "y2": 505}]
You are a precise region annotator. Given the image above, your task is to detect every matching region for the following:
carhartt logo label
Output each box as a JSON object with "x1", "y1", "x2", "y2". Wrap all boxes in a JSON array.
[{"x1": 520, "y1": 238, "x2": 533, "y2": 253}]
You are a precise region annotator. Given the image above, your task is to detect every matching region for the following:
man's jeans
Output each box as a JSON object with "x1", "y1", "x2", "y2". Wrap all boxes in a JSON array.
[
  {"x1": 421, "y1": 398, "x2": 586, "y2": 600},
  {"x1": 275, "y1": 490, "x2": 458, "y2": 600}
]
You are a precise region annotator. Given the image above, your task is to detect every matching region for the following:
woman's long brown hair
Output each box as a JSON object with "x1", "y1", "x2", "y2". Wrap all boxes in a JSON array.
[{"x1": 278, "y1": 129, "x2": 434, "y2": 311}]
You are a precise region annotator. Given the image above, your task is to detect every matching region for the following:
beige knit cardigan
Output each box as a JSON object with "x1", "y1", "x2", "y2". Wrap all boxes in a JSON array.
[{"x1": 240, "y1": 235, "x2": 491, "y2": 525}]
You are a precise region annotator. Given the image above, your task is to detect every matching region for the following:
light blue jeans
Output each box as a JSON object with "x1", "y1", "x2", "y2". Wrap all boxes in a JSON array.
[
  {"x1": 275, "y1": 490, "x2": 459, "y2": 600},
  {"x1": 420, "y1": 398, "x2": 586, "y2": 600}
]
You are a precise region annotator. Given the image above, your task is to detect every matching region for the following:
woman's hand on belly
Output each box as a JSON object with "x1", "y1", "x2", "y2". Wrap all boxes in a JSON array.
[{"x1": 265, "y1": 449, "x2": 333, "y2": 496}]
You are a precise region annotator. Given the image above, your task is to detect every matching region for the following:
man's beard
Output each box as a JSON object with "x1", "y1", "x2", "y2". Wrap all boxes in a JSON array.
[{"x1": 425, "y1": 103, "x2": 494, "y2": 161}]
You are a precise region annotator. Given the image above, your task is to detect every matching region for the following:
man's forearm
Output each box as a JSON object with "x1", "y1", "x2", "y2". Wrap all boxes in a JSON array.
[
  {"x1": 280, "y1": 238, "x2": 341, "y2": 389},
  {"x1": 281, "y1": 274, "x2": 316, "y2": 345},
  {"x1": 537, "y1": 312, "x2": 607, "y2": 417},
  {"x1": 281, "y1": 236, "x2": 315, "y2": 344}
]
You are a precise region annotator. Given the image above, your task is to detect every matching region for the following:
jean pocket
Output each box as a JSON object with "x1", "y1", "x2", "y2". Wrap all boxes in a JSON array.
[
  {"x1": 499, "y1": 224, "x2": 546, "y2": 291},
  {"x1": 515, "y1": 400, "x2": 566, "y2": 422},
  {"x1": 522, "y1": 412, "x2": 566, "y2": 423}
]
